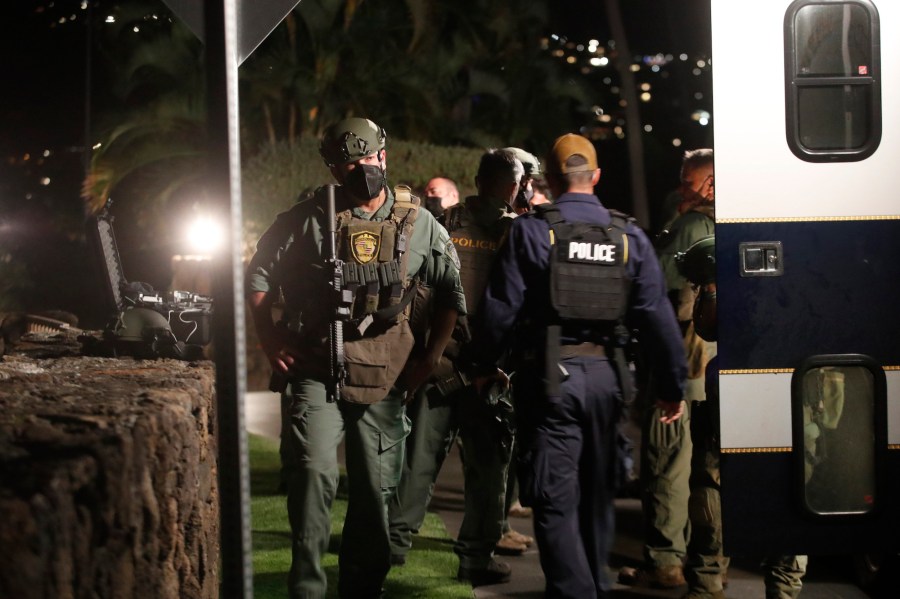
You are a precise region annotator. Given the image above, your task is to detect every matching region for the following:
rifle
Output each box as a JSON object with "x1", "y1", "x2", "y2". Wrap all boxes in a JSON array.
[{"x1": 326, "y1": 185, "x2": 351, "y2": 402}]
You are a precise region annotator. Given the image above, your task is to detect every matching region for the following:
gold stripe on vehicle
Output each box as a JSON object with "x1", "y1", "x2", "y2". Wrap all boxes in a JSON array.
[
  {"x1": 721, "y1": 447, "x2": 793, "y2": 454},
  {"x1": 718, "y1": 215, "x2": 900, "y2": 224},
  {"x1": 719, "y1": 368, "x2": 794, "y2": 375}
]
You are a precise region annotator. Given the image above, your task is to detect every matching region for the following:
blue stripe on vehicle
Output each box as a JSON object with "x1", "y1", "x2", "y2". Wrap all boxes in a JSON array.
[{"x1": 717, "y1": 220, "x2": 900, "y2": 371}]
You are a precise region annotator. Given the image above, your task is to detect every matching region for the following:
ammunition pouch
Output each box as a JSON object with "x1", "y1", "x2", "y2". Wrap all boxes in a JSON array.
[{"x1": 341, "y1": 317, "x2": 416, "y2": 404}]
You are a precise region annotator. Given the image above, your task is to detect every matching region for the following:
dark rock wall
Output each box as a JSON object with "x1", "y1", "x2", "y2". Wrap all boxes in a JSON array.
[{"x1": 0, "y1": 354, "x2": 218, "y2": 599}]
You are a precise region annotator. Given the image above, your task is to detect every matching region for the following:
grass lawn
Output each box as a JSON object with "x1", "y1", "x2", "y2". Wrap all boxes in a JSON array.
[{"x1": 249, "y1": 434, "x2": 473, "y2": 598}]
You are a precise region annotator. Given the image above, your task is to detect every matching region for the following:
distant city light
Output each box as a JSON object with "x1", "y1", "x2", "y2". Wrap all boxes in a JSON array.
[
  {"x1": 133, "y1": 26, "x2": 140, "y2": 33},
  {"x1": 694, "y1": 92, "x2": 704, "y2": 100},
  {"x1": 43, "y1": 149, "x2": 51, "y2": 157},
  {"x1": 640, "y1": 92, "x2": 651, "y2": 102},
  {"x1": 640, "y1": 83, "x2": 651, "y2": 91},
  {"x1": 692, "y1": 109, "x2": 712, "y2": 126},
  {"x1": 92, "y1": 142, "x2": 103, "y2": 150},
  {"x1": 40, "y1": 177, "x2": 51, "y2": 186},
  {"x1": 697, "y1": 59, "x2": 707, "y2": 68},
  {"x1": 672, "y1": 138, "x2": 683, "y2": 147},
  {"x1": 81, "y1": 1, "x2": 88, "y2": 9},
  {"x1": 680, "y1": 53, "x2": 689, "y2": 61},
  {"x1": 590, "y1": 57, "x2": 608, "y2": 67},
  {"x1": 599, "y1": 114, "x2": 612, "y2": 123},
  {"x1": 692, "y1": 68, "x2": 702, "y2": 76},
  {"x1": 651, "y1": 65, "x2": 660, "y2": 72},
  {"x1": 566, "y1": 56, "x2": 576, "y2": 64},
  {"x1": 643, "y1": 124, "x2": 653, "y2": 133},
  {"x1": 106, "y1": 15, "x2": 115, "y2": 23},
  {"x1": 630, "y1": 63, "x2": 640, "y2": 72}
]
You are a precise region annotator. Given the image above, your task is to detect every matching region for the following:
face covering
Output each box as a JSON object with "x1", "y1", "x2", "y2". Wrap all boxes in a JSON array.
[
  {"x1": 345, "y1": 163, "x2": 386, "y2": 201},
  {"x1": 424, "y1": 196, "x2": 444, "y2": 218},
  {"x1": 514, "y1": 185, "x2": 534, "y2": 212}
]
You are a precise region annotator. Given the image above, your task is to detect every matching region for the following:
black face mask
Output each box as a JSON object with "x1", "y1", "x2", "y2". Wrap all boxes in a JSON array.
[
  {"x1": 345, "y1": 163, "x2": 385, "y2": 201},
  {"x1": 424, "y1": 196, "x2": 444, "y2": 218},
  {"x1": 514, "y1": 186, "x2": 534, "y2": 211}
]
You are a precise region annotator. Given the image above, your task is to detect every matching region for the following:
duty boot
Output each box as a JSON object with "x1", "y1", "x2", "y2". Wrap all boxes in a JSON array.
[
  {"x1": 494, "y1": 532, "x2": 527, "y2": 556},
  {"x1": 619, "y1": 564, "x2": 687, "y2": 589},
  {"x1": 457, "y1": 559, "x2": 512, "y2": 586},
  {"x1": 504, "y1": 529, "x2": 534, "y2": 547}
]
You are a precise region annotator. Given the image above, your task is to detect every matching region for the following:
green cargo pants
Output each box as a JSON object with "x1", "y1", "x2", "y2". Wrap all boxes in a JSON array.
[
  {"x1": 686, "y1": 400, "x2": 806, "y2": 598},
  {"x1": 283, "y1": 377, "x2": 409, "y2": 599},
  {"x1": 387, "y1": 384, "x2": 458, "y2": 558},
  {"x1": 640, "y1": 399, "x2": 692, "y2": 568},
  {"x1": 454, "y1": 392, "x2": 514, "y2": 569}
]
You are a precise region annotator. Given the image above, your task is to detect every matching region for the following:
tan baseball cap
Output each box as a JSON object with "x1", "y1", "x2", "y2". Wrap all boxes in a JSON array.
[{"x1": 545, "y1": 133, "x2": 598, "y2": 174}]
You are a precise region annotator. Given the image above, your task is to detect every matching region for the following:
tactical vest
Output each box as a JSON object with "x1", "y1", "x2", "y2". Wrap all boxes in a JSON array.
[
  {"x1": 444, "y1": 203, "x2": 512, "y2": 316},
  {"x1": 335, "y1": 186, "x2": 420, "y2": 332},
  {"x1": 535, "y1": 203, "x2": 630, "y2": 324},
  {"x1": 535, "y1": 203, "x2": 634, "y2": 400},
  {"x1": 333, "y1": 186, "x2": 420, "y2": 404}
]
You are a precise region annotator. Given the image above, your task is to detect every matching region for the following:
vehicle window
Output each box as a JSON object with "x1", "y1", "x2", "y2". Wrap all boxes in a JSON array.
[
  {"x1": 797, "y1": 364, "x2": 879, "y2": 515},
  {"x1": 785, "y1": 0, "x2": 881, "y2": 161}
]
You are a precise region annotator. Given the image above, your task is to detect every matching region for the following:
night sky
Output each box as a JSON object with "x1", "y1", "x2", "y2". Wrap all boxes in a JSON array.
[{"x1": 0, "y1": 0, "x2": 712, "y2": 323}]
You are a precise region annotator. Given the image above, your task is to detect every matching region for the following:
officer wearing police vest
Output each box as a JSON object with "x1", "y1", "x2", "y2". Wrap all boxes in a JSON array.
[
  {"x1": 246, "y1": 117, "x2": 465, "y2": 599},
  {"x1": 388, "y1": 149, "x2": 527, "y2": 585},
  {"x1": 464, "y1": 134, "x2": 687, "y2": 598}
]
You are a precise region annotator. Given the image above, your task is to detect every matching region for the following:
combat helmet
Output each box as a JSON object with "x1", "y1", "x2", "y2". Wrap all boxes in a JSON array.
[
  {"x1": 675, "y1": 235, "x2": 716, "y2": 286},
  {"x1": 320, "y1": 117, "x2": 387, "y2": 167},
  {"x1": 503, "y1": 147, "x2": 542, "y2": 177},
  {"x1": 107, "y1": 307, "x2": 178, "y2": 359}
]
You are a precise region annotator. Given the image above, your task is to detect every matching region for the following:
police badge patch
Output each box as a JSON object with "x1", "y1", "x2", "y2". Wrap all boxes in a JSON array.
[{"x1": 351, "y1": 231, "x2": 380, "y2": 264}]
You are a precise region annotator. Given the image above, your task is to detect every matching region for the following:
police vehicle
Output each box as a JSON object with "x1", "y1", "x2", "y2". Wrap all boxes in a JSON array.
[{"x1": 710, "y1": 0, "x2": 899, "y2": 579}]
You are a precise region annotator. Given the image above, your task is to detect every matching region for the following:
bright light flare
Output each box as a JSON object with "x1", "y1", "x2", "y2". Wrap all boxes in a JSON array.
[{"x1": 186, "y1": 216, "x2": 225, "y2": 255}]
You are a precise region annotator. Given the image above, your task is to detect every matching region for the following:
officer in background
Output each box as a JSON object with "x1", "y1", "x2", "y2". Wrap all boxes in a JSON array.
[
  {"x1": 422, "y1": 176, "x2": 460, "y2": 223},
  {"x1": 388, "y1": 149, "x2": 528, "y2": 584},
  {"x1": 505, "y1": 146, "x2": 544, "y2": 215},
  {"x1": 677, "y1": 236, "x2": 807, "y2": 599},
  {"x1": 465, "y1": 133, "x2": 686, "y2": 598},
  {"x1": 625, "y1": 148, "x2": 716, "y2": 589},
  {"x1": 246, "y1": 117, "x2": 465, "y2": 599}
]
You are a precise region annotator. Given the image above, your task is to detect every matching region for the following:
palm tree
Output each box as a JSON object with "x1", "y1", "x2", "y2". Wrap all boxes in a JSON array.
[{"x1": 604, "y1": 0, "x2": 650, "y2": 229}]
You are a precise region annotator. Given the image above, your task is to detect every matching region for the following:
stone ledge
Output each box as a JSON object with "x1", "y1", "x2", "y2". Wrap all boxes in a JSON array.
[{"x1": 0, "y1": 352, "x2": 218, "y2": 599}]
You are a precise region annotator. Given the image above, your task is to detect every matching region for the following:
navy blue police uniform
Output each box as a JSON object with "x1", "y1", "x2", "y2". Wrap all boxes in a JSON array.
[{"x1": 466, "y1": 191, "x2": 686, "y2": 598}]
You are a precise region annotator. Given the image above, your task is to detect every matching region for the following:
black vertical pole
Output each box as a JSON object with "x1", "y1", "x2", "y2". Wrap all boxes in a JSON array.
[{"x1": 204, "y1": 1, "x2": 253, "y2": 597}]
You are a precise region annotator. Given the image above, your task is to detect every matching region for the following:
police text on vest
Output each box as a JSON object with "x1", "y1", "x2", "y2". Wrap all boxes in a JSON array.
[{"x1": 568, "y1": 242, "x2": 616, "y2": 263}]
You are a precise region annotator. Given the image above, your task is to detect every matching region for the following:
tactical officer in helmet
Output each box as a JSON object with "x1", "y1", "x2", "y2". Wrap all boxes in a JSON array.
[
  {"x1": 388, "y1": 149, "x2": 528, "y2": 584},
  {"x1": 246, "y1": 117, "x2": 465, "y2": 599},
  {"x1": 504, "y1": 146, "x2": 545, "y2": 214},
  {"x1": 464, "y1": 134, "x2": 687, "y2": 598}
]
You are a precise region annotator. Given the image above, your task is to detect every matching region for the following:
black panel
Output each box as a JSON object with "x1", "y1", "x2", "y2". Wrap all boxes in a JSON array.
[
  {"x1": 720, "y1": 451, "x2": 900, "y2": 555},
  {"x1": 717, "y1": 220, "x2": 900, "y2": 371}
]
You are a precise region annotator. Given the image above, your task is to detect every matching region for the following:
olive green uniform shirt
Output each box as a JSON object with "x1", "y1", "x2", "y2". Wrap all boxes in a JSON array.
[{"x1": 247, "y1": 185, "x2": 467, "y2": 331}]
